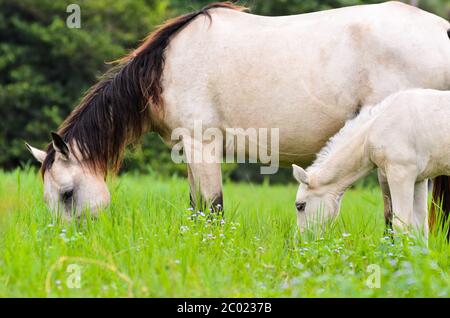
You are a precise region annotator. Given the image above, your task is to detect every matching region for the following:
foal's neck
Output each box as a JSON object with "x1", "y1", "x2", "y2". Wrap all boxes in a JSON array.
[{"x1": 309, "y1": 123, "x2": 375, "y2": 193}]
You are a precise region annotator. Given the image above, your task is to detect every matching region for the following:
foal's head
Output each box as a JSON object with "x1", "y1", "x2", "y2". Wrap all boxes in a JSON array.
[
  {"x1": 26, "y1": 133, "x2": 110, "y2": 219},
  {"x1": 292, "y1": 164, "x2": 343, "y2": 231}
]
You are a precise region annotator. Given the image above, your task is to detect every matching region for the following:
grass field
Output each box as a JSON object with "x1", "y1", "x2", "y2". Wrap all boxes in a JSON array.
[{"x1": 0, "y1": 169, "x2": 449, "y2": 297}]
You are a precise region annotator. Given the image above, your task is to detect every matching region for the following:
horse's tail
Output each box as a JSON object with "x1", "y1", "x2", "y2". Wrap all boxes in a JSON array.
[
  {"x1": 430, "y1": 176, "x2": 450, "y2": 239},
  {"x1": 431, "y1": 30, "x2": 450, "y2": 238},
  {"x1": 430, "y1": 29, "x2": 450, "y2": 238}
]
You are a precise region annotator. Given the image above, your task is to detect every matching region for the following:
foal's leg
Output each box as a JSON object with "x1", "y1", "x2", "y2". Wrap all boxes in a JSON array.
[
  {"x1": 413, "y1": 180, "x2": 429, "y2": 238},
  {"x1": 385, "y1": 165, "x2": 416, "y2": 232},
  {"x1": 378, "y1": 169, "x2": 393, "y2": 232}
]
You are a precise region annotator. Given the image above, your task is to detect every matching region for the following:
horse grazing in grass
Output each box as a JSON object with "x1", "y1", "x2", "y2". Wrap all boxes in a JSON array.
[
  {"x1": 293, "y1": 89, "x2": 450, "y2": 238},
  {"x1": 26, "y1": 2, "x2": 450, "y2": 223}
]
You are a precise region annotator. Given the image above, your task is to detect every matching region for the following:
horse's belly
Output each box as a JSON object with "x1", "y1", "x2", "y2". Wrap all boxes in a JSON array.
[{"x1": 223, "y1": 120, "x2": 345, "y2": 167}]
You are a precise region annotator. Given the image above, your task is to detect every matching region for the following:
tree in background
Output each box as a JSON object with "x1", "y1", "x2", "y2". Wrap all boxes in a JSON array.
[
  {"x1": 0, "y1": 0, "x2": 170, "y2": 168},
  {"x1": 1, "y1": 0, "x2": 449, "y2": 182}
]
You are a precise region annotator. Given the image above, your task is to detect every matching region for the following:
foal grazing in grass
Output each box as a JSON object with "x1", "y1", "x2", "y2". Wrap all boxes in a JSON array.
[{"x1": 293, "y1": 89, "x2": 450, "y2": 237}]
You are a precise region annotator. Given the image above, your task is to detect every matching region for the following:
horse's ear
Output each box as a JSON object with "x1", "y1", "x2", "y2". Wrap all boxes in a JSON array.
[
  {"x1": 51, "y1": 132, "x2": 70, "y2": 160},
  {"x1": 25, "y1": 143, "x2": 46, "y2": 163},
  {"x1": 292, "y1": 164, "x2": 309, "y2": 185}
]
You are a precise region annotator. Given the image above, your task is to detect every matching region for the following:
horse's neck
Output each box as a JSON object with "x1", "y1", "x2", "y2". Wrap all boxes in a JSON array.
[{"x1": 310, "y1": 123, "x2": 374, "y2": 192}]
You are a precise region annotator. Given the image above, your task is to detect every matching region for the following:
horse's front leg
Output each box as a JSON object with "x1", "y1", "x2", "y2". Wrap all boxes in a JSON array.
[
  {"x1": 377, "y1": 169, "x2": 393, "y2": 233},
  {"x1": 187, "y1": 162, "x2": 223, "y2": 212},
  {"x1": 413, "y1": 179, "x2": 429, "y2": 238},
  {"x1": 183, "y1": 135, "x2": 223, "y2": 213},
  {"x1": 385, "y1": 165, "x2": 416, "y2": 233}
]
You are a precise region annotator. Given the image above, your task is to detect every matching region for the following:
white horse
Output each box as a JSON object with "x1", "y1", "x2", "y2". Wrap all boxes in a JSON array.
[
  {"x1": 26, "y1": 2, "x2": 450, "y2": 220},
  {"x1": 293, "y1": 89, "x2": 450, "y2": 237}
]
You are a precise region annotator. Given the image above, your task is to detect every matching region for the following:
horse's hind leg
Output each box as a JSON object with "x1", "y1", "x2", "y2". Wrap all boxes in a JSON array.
[
  {"x1": 385, "y1": 165, "x2": 416, "y2": 232},
  {"x1": 378, "y1": 169, "x2": 393, "y2": 233},
  {"x1": 413, "y1": 179, "x2": 429, "y2": 238}
]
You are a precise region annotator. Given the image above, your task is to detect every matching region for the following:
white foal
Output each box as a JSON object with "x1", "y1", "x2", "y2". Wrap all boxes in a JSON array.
[{"x1": 293, "y1": 89, "x2": 450, "y2": 236}]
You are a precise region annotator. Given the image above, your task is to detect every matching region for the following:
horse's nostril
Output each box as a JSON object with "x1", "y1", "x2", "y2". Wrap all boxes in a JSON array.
[
  {"x1": 296, "y1": 202, "x2": 306, "y2": 212},
  {"x1": 62, "y1": 190, "x2": 74, "y2": 203}
]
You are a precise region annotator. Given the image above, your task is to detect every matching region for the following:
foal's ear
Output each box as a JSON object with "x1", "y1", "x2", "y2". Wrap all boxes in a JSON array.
[
  {"x1": 292, "y1": 164, "x2": 309, "y2": 185},
  {"x1": 25, "y1": 143, "x2": 46, "y2": 163},
  {"x1": 51, "y1": 132, "x2": 70, "y2": 160}
]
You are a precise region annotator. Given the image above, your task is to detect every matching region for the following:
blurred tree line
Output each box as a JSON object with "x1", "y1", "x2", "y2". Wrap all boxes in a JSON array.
[{"x1": 1, "y1": 0, "x2": 449, "y2": 183}]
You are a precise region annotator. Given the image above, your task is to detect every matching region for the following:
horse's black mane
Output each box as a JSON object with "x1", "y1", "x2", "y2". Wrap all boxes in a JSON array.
[{"x1": 41, "y1": 2, "x2": 248, "y2": 176}]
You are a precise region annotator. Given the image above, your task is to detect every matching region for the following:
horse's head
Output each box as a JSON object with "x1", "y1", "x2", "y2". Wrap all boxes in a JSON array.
[
  {"x1": 26, "y1": 132, "x2": 110, "y2": 219},
  {"x1": 292, "y1": 164, "x2": 342, "y2": 231}
]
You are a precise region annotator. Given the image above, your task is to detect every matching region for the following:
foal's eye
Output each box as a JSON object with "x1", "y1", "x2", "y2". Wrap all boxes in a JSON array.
[
  {"x1": 296, "y1": 202, "x2": 306, "y2": 212},
  {"x1": 61, "y1": 190, "x2": 74, "y2": 202}
]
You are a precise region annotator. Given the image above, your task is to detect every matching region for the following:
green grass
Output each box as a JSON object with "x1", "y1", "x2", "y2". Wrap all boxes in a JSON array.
[{"x1": 0, "y1": 168, "x2": 449, "y2": 297}]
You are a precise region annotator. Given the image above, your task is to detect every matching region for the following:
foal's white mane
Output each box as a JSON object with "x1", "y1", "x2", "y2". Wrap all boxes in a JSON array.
[{"x1": 308, "y1": 92, "x2": 402, "y2": 171}]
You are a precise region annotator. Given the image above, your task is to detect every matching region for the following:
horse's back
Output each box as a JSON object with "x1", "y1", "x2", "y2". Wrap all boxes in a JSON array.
[
  {"x1": 164, "y1": 1, "x2": 450, "y2": 115},
  {"x1": 369, "y1": 89, "x2": 450, "y2": 177}
]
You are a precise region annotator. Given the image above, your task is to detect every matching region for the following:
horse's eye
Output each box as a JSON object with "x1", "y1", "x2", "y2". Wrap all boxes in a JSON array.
[
  {"x1": 62, "y1": 190, "x2": 74, "y2": 202},
  {"x1": 296, "y1": 202, "x2": 306, "y2": 212}
]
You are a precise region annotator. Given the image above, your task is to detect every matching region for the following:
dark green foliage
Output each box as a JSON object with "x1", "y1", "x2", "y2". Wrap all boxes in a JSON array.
[{"x1": 0, "y1": 0, "x2": 167, "y2": 169}]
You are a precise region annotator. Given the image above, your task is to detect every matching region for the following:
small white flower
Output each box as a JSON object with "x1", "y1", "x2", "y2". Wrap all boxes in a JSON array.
[{"x1": 342, "y1": 232, "x2": 351, "y2": 238}]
